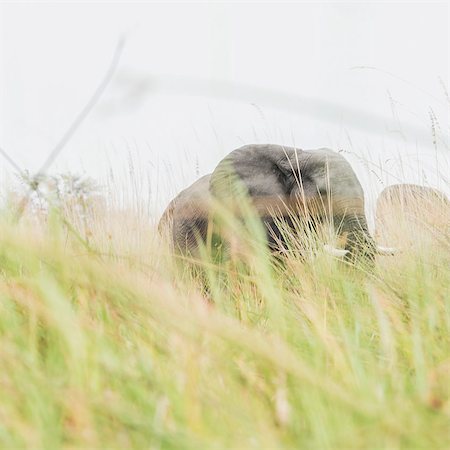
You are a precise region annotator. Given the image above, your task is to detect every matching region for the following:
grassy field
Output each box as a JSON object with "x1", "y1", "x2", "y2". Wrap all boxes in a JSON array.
[{"x1": 0, "y1": 186, "x2": 449, "y2": 449}]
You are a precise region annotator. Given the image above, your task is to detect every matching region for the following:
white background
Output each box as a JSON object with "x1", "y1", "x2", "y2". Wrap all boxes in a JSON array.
[{"x1": 0, "y1": 2, "x2": 448, "y2": 223}]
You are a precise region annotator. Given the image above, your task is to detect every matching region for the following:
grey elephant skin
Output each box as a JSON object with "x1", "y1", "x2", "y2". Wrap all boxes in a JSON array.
[
  {"x1": 376, "y1": 184, "x2": 449, "y2": 213},
  {"x1": 159, "y1": 144, "x2": 381, "y2": 263},
  {"x1": 375, "y1": 183, "x2": 450, "y2": 246}
]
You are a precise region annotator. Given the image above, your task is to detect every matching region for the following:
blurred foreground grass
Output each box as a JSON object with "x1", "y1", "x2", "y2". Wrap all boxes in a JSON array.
[{"x1": 0, "y1": 200, "x2": 448, "y2": 449}]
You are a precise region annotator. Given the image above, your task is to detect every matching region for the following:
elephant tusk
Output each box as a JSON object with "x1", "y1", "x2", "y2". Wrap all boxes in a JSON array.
[
  {"x1": 376, "y1": 245, "x2": 397, "y2": 255},
  {"x1": 323, "y1": 244, "x2": 349, "y2": 258}
]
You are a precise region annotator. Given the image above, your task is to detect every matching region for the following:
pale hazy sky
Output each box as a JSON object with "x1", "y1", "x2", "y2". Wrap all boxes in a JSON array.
[{"x1": 0, "y1": 2, "x2": 448, "y2": 222}]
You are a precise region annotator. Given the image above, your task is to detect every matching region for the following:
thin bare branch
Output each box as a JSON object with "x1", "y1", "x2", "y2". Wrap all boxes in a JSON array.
[
  {"x1": 37, "y1": 36, "x2": 126, "y2": 175},
  {"x1": 14, "y1": 36, "x2": 126, "y2": 222},
  {"x1": 0, "y1": 146, "x2": 24, "y2": 174}
]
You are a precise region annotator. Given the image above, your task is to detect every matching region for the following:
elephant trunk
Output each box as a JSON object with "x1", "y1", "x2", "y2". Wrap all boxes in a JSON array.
[{"x1": 337, "y1": 212, "x2": 376, "y2": 264}]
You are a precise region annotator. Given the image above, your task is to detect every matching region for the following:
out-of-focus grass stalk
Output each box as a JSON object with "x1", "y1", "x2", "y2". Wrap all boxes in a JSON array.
[{"x1": 0, "y1": 174, "x2": 448, "y2": 449}]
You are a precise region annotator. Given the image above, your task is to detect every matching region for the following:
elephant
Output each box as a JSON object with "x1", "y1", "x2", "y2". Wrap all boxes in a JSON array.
[
  {"x1": 159, "y1": 144, "x2": 395, "y2": 263},
  {"x1": 376, "y1": 184, "x2": 449, "y2": 214},
  {"x1": 158, "y1": 174, "x2": 212, "y2": 255},
  {"x1": 375, "y1": 183, "x2": 450, "y2": 247}
]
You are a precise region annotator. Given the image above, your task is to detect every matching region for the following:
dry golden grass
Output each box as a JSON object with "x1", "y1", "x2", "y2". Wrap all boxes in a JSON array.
[{"x1": 0, "y1": 178, "x2": 448, "y2": 449}]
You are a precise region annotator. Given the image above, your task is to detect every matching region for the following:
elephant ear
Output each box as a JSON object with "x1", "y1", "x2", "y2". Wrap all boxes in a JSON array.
[
  {"x1": 209, "y1": 157, "x2": 248, "y2": 200},
  {"x1": 209, "y1": 144, "x2": 303, "y2": 203}
]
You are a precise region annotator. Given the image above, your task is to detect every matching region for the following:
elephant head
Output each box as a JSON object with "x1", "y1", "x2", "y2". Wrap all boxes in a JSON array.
[{"x1": 208, "y1": 145, "x2": 394, "y2": 263}]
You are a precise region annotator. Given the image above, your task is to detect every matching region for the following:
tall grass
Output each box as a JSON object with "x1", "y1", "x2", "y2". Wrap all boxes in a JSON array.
[{"x1": 0, "y1": 177, "x2": 448, "y2": 449}]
